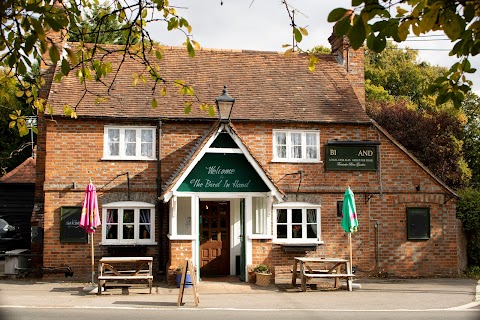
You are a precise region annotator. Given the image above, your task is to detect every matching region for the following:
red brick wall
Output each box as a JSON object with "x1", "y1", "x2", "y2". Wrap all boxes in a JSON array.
[
  {"x1": 39, "y1": 118, "x2": 462, "y2": 280},
  {"x1": 41, "y1": 119, "x2": 159, "y2": 280}
]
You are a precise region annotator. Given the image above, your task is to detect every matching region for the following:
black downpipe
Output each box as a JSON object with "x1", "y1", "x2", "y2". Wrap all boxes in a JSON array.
[{"x1": 156, "y1": 120, "x2": 166, "y2": 274}]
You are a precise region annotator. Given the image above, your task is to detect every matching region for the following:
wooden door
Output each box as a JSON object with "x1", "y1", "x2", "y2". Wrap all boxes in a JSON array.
[{"x1": 199, "y1": 201, "x2": 230, "y2": 276}]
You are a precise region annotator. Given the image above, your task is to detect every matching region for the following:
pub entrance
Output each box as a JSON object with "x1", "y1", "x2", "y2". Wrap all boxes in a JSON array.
[{"x1": 199, "y1": 201, "x2": 230, "y2": 276}]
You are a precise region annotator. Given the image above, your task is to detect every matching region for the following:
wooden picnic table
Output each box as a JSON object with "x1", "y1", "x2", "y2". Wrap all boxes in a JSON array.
[
  {"x1": 97, "y1": 256, "x2": 153, "y2": 295},
  {"x1": 291, "y1": 257, "x2": 355, "y2": 292}
]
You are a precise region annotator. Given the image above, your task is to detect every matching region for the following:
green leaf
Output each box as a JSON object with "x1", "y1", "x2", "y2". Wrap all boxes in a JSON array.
[
  {"x1": 464, "y1": 4, "x2": 475, "y2": 22},
  {"x1": 8, "y1": 54, "x2": 16, "y2": 68},
  {"x1": 308, "y1": 55, "x2": 318, "y2": 73},
  {"x1": 168, "y1": 17, "x2": 178, "y2": 30},
  {"x1": 293, "y1": 28, "x2": 302, "y2": 43},
  {"x1": 352, "y1": 0, "x2": 364, "y2": 6},
  {"x1": 49, "y1": 45, "x2": 60, "y2": 64},
  {"x1": 208, "y1": 105, "x2": 216, "y2": 117},
  {"x1": 335, "y1": 17, "x2": 351, "y2": 38},
  {"x1": 155, "y1": 49, "x2": 163, "y2": 59},
  {"x1": 142, "y1": 8, "x2": 148, "y2": 19},
  {"x1": 151, "y1": 98, "x2": 158, "y2": 109},
  {"x1": 17, "y1": 60, "x2": 27, "y2": 75},
  {"x1": 442, "y1": 10, "x2": 465, "y2": 40},
  {"x1": 420, "y1": 7, "x2": 439, "y2": 32},
  {"x1": 65, "y1": 48, "x2": 78, "y2": 65},
  {"x1": 184, "y1": 101, "x2": 192, "y2": 114},
  {"x1": 436, "y1": 93, "x2": 449, "y2": 105},
  {"x1": 328, "y1": 8, "x2": 347, "y2": 23},
  {"x1": 367, "y1": 34, "x2": 386, "y2": 53},
  {"x1": 19, "y1": 124, "x2": 29, "y2": 137},
  {"x1": 24, "y1": 34, "x2": 37, "y2": 54},
  {"x1": 349, "y1": 16, "x2": 366, "y2": 49},
  {"x1": 397, "y1": 21, "x2": 410, "y2": 41},
  {"x1": 61, "y1": 58, "x2": 71, "y2": 75},
  {"x1": 186, "y1": 39, "x2": 195, "y2": 58},
  {"x1": 45, "y1": 16, "x2": 62, "y2": 31}
]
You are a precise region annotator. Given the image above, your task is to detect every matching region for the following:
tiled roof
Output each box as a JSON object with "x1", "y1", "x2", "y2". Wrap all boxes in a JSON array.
[
  {"x1": 0, "y1": 157, "x2": 36, "y2": 184},
  {"x1": 47, "y1": 45, "x2": 371, "y2": 124}
]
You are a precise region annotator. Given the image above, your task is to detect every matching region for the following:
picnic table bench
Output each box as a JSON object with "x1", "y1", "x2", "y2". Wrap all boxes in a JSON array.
[
  {"x1": 97, "y1": 256, "x2": 153, "y2": 295},
  {"x1": 291, "y1": 257, "x2": 355, "y2": 292}
]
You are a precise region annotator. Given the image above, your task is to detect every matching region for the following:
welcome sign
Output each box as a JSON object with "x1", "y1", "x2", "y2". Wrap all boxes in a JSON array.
[{"x1": 178, "y1": 153, "x2": 269, "y2": 192}]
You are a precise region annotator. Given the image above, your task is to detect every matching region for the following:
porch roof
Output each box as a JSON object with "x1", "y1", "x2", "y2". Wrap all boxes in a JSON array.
[{"x1": 160, "y1": 122, "x2": 284, "y2": 202}]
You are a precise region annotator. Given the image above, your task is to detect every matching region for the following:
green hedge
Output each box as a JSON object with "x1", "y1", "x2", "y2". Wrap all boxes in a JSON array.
[{"x1": 457, "y1": 188, "x2": 480, "y2": 266}]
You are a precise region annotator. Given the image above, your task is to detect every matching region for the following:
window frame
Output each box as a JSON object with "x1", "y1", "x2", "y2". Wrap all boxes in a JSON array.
[
  {"x1": 101, "y1": 201, "x2": 156, "y2": 245},
  {"x1": 103, "y1": 126, "x2": 156, "y2": 160},
  {"x1": 272, "y1": 129, "x2": 320, "y2": 163},
  {"x1": 273, "y1": 202, "x2": 321, "y2": 244},
  {"x1": 406, "y1": 207, "x2": 430, "y2": 240}
]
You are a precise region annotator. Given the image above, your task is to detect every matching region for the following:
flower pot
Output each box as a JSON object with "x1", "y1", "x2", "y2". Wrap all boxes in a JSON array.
[
  {"x1": 176, "y1": 272, "x2": 193, "y2": 288},
  {"x1": 255, "y1": 272, "x2": 272, "y2": 287}
]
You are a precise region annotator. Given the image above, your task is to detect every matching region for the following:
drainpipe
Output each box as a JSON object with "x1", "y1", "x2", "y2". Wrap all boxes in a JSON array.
[{"x1": 157, "y1": 120, "x2": 165, "y2": 274}]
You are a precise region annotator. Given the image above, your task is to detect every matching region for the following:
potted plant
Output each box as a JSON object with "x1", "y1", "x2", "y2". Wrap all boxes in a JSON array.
[
  {"x1": 175, "y1": 266, "x2": 192, "y2": 288},
  {"x1": 254, "y1": 264, "x2": 272, "y2": 287}
]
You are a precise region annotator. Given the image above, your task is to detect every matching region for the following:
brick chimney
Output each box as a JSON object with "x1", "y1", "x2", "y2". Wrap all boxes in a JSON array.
[{"x1": 328, "y1": 10, "x2": 365, "y2": 109}]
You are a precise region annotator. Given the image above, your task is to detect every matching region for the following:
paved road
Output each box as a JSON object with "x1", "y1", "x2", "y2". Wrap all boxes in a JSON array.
[
  {"x1": 2, "y1": 307, "x2": 480, "y2": 320},
  {"x1": 0, "y1": 266, "x2": 479, "y2": 320}
]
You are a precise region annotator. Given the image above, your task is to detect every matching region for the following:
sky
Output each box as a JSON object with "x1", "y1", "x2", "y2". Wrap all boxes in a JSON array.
[{"x1": 150, "y1": 0, "x2": 480, "y2": 94}]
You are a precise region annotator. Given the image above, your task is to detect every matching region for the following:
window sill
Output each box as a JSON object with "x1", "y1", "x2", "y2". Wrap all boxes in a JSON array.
[
  {"x1": 272, "y1": 240, "x2": 324, "y2": 246},
  {"x1": 101, "y1": 157, "x2": 157, "y2": 161},
  {"x1": 248, "y1": 235, "x2": 273, "y2": 240},
  {"x1": 271, "y1": 159, "x2": 322, "y2": 164},
  {"x1": 100, "y1": 242, "x2": 157, "y2": 246},
  {"x1": 273, "y1": 241, "x2": 324, "y2": 252},
  {"x1": 168, "y1": 234, "x2": 196, "y2": 240}
]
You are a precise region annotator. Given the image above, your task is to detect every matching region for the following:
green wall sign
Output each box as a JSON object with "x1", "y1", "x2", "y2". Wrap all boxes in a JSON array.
[
  {"x1": 178, "y1": 153, "x2": 270, "y2": 192},
  {"x1": 325, "y1": 143, "x2": 378, "y2": 171}
]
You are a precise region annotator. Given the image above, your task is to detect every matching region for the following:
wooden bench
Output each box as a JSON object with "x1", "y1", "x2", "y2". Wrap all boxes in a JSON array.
[
  {"x1": 303, "y1": 271, "x2": 355, "y2": 290},
  {"x1": 292, "y1": 257, "x2": 355, "y2": 292},
  {"x1": 97, "y1": 257, "x2": 153, "y2": 295}
]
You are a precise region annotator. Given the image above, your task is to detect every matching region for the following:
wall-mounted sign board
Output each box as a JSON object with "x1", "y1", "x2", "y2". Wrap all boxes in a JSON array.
[
  {"x1": 325, "y1": 141, "x2": 379, "y2": 171},
  {"x1": 60, "y1": 206, "x2": 88, "y2": 243}
]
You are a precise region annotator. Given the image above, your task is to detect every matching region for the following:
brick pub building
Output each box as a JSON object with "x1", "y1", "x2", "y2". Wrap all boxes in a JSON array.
[{"x1": 32, "y1": 30, "x2": 466, "y2": 284}]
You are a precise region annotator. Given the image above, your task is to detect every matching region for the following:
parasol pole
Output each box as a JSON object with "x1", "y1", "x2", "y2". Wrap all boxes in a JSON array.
[
  {"x1": 348, "y1": 232, "x2": 353, "y2": 274},
  {"x1": 91, "y1": 232, "x2": 95, "y2": 285}
]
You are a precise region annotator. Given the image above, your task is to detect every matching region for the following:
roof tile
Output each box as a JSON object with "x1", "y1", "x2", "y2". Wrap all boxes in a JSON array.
[{"x1": 47, "y1": 45, "x2": 371, "y2": 124}]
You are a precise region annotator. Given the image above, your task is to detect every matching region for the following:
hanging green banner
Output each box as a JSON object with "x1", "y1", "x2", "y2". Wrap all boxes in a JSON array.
[{"x1": 178, "y1": 153, "x2": 269, "y2": 192}]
